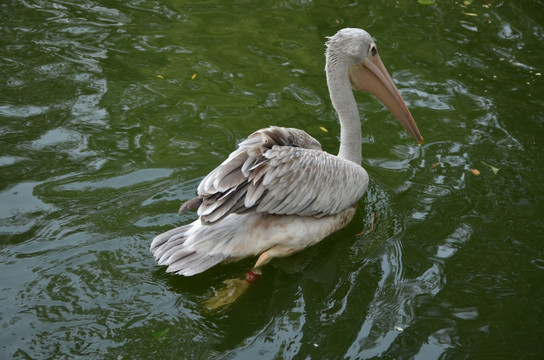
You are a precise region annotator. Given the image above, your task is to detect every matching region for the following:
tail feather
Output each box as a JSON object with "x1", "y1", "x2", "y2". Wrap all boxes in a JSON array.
[
  {"x1": 150, "y1": 225, "x2": 188, "y2": 252},
  {"x1": 154, "y1": 235, "x2": 191, "y2": 263},
  {"x1": 150, "y1": 222, "x2": 229, "y2": 276},
  {"x1": 166, "y1": 252, "x2": 226, "y2": 276}
]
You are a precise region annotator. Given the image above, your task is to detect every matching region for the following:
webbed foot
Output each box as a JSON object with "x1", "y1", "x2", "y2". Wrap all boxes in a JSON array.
[{"x1": 203, "y1": 270, "x2": 261, "y2": 312}]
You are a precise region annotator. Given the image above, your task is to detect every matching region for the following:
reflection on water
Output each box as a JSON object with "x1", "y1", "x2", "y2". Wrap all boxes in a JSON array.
[{"x1": 1, "y1": 0, "x2": 543, "y2": 358}]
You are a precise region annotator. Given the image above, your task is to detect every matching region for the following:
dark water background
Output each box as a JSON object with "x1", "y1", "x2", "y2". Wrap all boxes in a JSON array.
[{"x1": 1, "y1": 0, "x2": 543, "y2": 358}]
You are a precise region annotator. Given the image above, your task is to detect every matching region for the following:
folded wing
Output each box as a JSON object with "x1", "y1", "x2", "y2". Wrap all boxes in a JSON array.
[{"x1": 184, "y1": 126, "x2": 369, "y2": 224}]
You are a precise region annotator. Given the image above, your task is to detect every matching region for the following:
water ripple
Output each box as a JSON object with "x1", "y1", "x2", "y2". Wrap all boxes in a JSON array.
[{"x1": 1, "y1": 0, "x2": 543, "y2": 359}]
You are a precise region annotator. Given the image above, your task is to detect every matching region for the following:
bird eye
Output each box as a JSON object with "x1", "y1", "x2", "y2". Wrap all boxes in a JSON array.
[{"x1": 370, "y1": 44, "x2": 377, "y2": 57}]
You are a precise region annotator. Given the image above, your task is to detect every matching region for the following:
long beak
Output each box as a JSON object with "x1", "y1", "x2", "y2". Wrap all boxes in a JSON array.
[{"x1": 349, "y1": 55, "x2": 423, "y2": 144}]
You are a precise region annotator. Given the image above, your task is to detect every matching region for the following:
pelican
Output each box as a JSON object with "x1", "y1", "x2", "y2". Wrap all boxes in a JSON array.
[{"x1": 150, "y1": 28, "x2": 422, "y2": 298}]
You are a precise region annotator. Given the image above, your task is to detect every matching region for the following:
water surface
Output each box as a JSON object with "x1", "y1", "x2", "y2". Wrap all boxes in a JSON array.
[{"x1": 1, "y1": 0, "x2": 543, "y2": 358}]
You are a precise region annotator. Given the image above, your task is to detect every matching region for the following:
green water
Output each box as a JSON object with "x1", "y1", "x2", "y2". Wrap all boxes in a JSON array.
[{"x1": 1, "y1": 0, "x2": 543, "y2": 358}]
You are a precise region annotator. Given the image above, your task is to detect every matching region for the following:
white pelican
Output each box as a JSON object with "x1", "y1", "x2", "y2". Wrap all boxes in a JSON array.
[{"x1": 150, "y1": 28, "x2": 422, "y2": 295}]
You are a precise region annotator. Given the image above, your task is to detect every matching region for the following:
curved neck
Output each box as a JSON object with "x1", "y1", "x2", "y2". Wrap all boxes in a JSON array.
[{"x1": 326, "y1": 61, "x2": 362, "y2": 165}]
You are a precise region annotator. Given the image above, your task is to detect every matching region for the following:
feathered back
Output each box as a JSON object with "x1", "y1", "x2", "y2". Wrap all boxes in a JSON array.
[{"x1": 181, "y1": 126, "x2": 368, "y2": 225}]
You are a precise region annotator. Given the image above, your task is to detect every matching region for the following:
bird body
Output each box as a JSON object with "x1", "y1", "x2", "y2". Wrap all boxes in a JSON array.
[
  {"x1": 151, "y1": 207, "x2": 357, "y2": 276},
  {"x1": 151, "y1": 126, "x2": 368, "y2": 276},
  {"x1": 150, "y1": 28, "x2": 422, "y2": 279}
]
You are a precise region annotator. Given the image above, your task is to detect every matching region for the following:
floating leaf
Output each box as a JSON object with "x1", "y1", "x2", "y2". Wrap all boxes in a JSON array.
[
  {"x1": 394, "y1": 326, "x2": 404, "y2": 332},
  {"x1": 319, "y1": 126, "x2": 328, "y2": 133},
  {"x1": 430, "y1": 161, "x2": 442, "y2": 170},
  {"x1": 156, "y1": 74, "x2": 164, "y2": 79},
  {"x1": 417, "y1": 0, "x2": 435, "y2": 4},
  {"x1": 191, "y1": 73, "x2": 197, "y2": 80},
  {"x1": 480, "y1": 161, "x2": 500, "y2": 175},
  {"x1": 470, "y1": 168, "x2": 480, "y2": 176},
  {"x1": 463, "y1": 0, "x2": 473, "y2": 5},
  {"x1": 464, "y1": 12, "x2": 478, "y2": 16},
  {"x1": 152, "y1": 328, "x2": 169, "y2": 343}
]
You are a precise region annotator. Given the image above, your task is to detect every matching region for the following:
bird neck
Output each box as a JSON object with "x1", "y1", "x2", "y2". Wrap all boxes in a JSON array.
[{"x1": 326, "y1": 62, "x2": 362, "y2": 165}]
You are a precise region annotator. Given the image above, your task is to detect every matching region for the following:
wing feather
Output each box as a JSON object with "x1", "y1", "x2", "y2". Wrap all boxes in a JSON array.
[{"x1": 186, "y1": 126, "x2": 369, "y2": 225}]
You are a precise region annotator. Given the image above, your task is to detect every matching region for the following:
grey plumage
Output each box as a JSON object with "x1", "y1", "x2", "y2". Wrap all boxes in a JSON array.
[
  {"x1": 186, "y1": 126, "x2": 368, "y2": 225},
  {"x1": 150, "y1": 28, "x2": 422, "y2": 277}
]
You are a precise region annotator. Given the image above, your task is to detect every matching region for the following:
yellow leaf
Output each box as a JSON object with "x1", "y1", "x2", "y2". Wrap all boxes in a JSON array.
[
  {"x1": 156, "y1": 74, "x2": 164, "y2": 79},
  {"x1": 319, "y1": 126, "x2": 328, "y2": 133},
  {"x1": 191, "y1": 73, "x2": 197, "y2": 80},
  {"x1": 480, "y1": 161, "x2": 500, "y2": 175}
]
